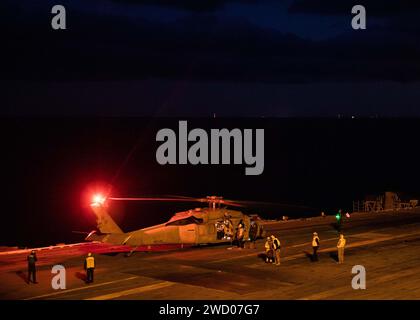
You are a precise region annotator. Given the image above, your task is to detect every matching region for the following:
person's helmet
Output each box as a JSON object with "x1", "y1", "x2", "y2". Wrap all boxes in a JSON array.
[
  {"x1": 267, "y1": 237, "x2": 271, "y2": 240},
  {"x1": 31, "y1": 250, "x2": 35, "y2": 254},
  {"x1": 313, "y1": 232, "x2": 318, "y2": 236},
  {"x1": 88, "y1": 253, "x2": 92, "y2": 257},
  {"x1": 270, "y1": 235, "x2": 275, "y2": 239}
]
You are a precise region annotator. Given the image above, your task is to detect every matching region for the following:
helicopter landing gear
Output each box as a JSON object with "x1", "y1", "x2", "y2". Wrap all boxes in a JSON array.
[{"x1": 125, "y1": 246, "x2": 138, "y2": 257}]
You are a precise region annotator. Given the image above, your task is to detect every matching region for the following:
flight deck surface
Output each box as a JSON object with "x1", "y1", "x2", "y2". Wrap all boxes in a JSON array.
[{"x1": 1, "y1": 210, "x2": 420, "y2": 300}]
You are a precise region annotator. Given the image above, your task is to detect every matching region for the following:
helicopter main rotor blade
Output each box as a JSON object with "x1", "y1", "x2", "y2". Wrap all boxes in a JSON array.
[
  {"x1": 108, "y1": 196, "x2": 244, "y2": 207},
  {"x1": 108, "y1": 196, "x2": 313, "y2": 210},
  {"x1": 164, "y1": 195, "x2": 196, "y2": 199},
  {"x1": 108, "y1": 197, "x2": 203, "y2": 203},
  {"x1": 222, "y1": 199, "x2": 313, "y2": 210},
  {"x1": 220, "y1": 200, "x2": 245, "y2": 208}
]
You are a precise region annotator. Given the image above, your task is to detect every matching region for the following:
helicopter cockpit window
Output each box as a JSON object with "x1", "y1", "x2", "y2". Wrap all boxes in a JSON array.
[{"x1": 166, "y1": 216, "x2": 204, "y2": 226}]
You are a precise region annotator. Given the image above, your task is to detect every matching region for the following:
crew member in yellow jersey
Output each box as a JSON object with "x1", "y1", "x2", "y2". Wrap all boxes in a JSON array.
[
  {"x1": 337, "y1": 234, "x2": 346, "y2": 264},
  {"x1": 84, "y1": 253, "x2": 95, "y2": 284}
]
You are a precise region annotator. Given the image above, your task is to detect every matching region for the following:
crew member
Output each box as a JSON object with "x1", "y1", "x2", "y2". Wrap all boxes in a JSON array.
[
  {"x1": 312, "y1": 232, "x2": 320, "y2": 262},
  {"x1": 271, "y1": 235, "x2": 281, "y2": 265},
  {"x1": 84, "y1": 253, "x2": 95, "y2": 284},
  {"x1": 264, "y1": 237, "x2": 274, "y2": 263},
  {"x1": 248, "y1": 220, "x2": 258, "y2": 249},
  {"x1": 27, "y1": 250, "x2": 38, "y2": 284},
  {"x1": 224, "y1": 218, "x2": 234, "y2": 240},
  {"x1": 216, "y1": 221, "x2": 224, "y2": 240},
  {"x1": 236, "y1": 220, "x2": 245, "y2": 248},
  {"x1": 337, "y1": 234, "x2": 346, "y2": 264}
]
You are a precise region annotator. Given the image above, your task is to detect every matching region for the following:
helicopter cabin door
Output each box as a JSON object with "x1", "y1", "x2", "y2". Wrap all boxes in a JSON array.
[{"x1": 178, "y1": 224, "x2": 197, "y2": 244}]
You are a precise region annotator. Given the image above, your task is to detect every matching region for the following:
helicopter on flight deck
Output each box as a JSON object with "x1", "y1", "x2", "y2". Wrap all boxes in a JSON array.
[{"x1": 85, "y1": 195, "x2": 267, "y2": 252}]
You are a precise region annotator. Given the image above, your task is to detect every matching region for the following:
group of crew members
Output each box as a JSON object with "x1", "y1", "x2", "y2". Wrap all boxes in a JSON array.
[
  {"x1": 229, "y1": 218, "x2": 259, "y2": 249},
  {"x1": 26, "y1": 251, "x2": 95, "y2": 285},
  {"x1": 223, "y1": 215, "x2": 348, "y2": 265},
  {"x1": 218, "y1": 216, "x2": 248, "y2": 249},
  {"x1": 264, "y1": 235, "x2": 281, "y2": 265},
  {"x1": 263, "y1": 232, "x2": 347, "y2": 265},
  {"x1": 25, "y1": 222, "x2": 347, "y2": 286}
]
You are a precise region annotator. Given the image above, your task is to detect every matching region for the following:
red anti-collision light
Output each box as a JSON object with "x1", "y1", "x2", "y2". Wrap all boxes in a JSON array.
[{"x1": 91, "y1": 194, "x2": 106, "y2": 206}]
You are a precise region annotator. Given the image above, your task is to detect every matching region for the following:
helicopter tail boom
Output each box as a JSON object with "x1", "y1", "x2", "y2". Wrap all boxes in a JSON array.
[{"x1": 90, "y1": 201, "x2": 123, "y2": 234}]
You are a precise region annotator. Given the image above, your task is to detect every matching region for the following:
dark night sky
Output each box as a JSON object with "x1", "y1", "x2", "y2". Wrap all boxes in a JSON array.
[{"x1": 2, "y1": 0, "x2": 420, "y2": 116}]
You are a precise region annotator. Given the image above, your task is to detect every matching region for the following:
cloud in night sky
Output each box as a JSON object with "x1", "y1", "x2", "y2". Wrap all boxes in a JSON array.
[
  {"x1": 3, "y1": 8, "x2": 419, "y2": 83},
  {"x1": 110, "y1": 0, "x2": 259, "y2": 12},
  {"x1": 2, "y1": 0, "x2": 420, "y2": 116},
  {"x1": 288, "y1": 0, "x2": 420, "y2": 16}
]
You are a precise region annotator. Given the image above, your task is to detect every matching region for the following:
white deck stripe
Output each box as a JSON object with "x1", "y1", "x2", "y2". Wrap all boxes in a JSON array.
[
  {"x1": 85, "y1": 281, "x2": 175, "y2": 300},
  {"x1": 24, "y1": 276, "x2": 138, "y2": 300}
]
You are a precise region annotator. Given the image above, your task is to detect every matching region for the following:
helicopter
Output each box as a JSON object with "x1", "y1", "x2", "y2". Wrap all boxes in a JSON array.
[{"x1": 85, "y1": 195, "x2": 267, "y2": 252}]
